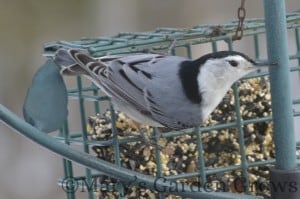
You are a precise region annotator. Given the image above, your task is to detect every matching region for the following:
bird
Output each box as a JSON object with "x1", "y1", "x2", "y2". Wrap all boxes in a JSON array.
[{"x1": 54, "y1": 49, "x2": 269, "y2": 130}]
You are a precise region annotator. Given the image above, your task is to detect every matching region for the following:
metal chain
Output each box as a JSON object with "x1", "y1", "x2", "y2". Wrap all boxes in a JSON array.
[{"x1": 233, "y1": 0, "x2": 246, "y2": 40}]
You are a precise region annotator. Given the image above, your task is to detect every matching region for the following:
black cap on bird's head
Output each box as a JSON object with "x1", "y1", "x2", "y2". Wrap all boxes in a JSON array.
[
  {"x1": 199, "y1": 50, "x2": 255, "y2": 63},
  {"x1": 195, "y1": 50, "x2": 274, "y2": 67}
]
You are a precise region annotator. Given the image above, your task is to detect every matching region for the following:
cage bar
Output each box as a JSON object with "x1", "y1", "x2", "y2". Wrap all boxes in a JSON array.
[{"x1": 263, "y1": 0, "x2": 297, "y2": 170}]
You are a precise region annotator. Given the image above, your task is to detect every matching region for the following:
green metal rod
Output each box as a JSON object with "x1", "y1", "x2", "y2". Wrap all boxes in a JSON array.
[
  {"x1": 165, "y1": 159, "x2": 276, "y2": 181},
  {"x1": 0, "y1": 104, "x2": 261, "y2": 199},
  {"x1": 196, "y1": 127, "x2": 207, "y2": 186},
  {"x1": 233, "y1": 83, "x2": 250, "y2": 194},
  {"x1": 61, "y1": 123, "x2": 75, "y2": 199},
  {"x1": 76, "y1": 77, "x2": 94, "y2": 199},
  {"x1": 109, "y1": 103, "x2": 125, "y2": 197},
  {"x1": 263, "y1": 0, "x2": 297, "y2": 169}
]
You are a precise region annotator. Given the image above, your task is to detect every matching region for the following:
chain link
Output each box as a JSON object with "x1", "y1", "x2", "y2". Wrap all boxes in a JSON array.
[{"x1": 233, "y1": 0, "x2": 246, "y2": 40}]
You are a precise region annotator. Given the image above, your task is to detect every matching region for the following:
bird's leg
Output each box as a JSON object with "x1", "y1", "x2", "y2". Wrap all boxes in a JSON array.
[
  {"x1": 129, "y1": 122, "x2": 163, "y2": 150},
  {"x1": 113, "y1": 120, "x2": 151, "y2": 142},
  {"x1": 110, "y1": 112, "x2": 162, "y2": 149},
  {"x1": 136, "y1": 123, "x2": 152, "y2": 145}
]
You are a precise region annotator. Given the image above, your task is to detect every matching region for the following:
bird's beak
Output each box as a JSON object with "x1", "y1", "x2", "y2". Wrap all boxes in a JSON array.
[
  {"x1": 248, "y1": 60, "x2": 276, "y2": 70},
  {"x1": 254, "y1": 60, "x2": 276, "y2": 67}
]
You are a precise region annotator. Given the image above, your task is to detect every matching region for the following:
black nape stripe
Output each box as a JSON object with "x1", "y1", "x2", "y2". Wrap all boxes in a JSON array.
[
  {"x1": 179, "y1": 61, "x2": 202, "y2": 104},
  {"x1": 193, "y1": 50, "x2": 255, "y2": 65}
]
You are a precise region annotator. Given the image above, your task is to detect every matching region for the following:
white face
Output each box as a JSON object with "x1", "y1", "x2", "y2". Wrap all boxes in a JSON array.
[
  {"x1": 204, "y1": 55, "x2": 257, "y2": 81},
  {"x1": 197, "y1": 55, "x2": 257, "y2": 120}
]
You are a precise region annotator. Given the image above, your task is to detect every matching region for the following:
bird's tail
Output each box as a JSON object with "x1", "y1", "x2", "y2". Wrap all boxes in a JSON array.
[{"x1": 54, "y1": 49, "x2": 95, "y2": 76}]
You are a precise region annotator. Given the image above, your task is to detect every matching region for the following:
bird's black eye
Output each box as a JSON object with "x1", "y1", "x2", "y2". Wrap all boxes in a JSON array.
[{"x1": 227, "y1": 60, "x2": 238, "y2": 67}]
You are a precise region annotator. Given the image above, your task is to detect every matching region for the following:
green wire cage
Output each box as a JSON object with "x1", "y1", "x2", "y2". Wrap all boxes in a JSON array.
[{"x1": 1, "y1": 1, "x2": 300, "y2": 199}]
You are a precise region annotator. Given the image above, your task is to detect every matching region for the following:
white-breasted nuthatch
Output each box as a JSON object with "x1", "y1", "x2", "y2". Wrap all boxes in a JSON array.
[{"x1": 54, "y1": 49, "x2": 270, "y2": 129}]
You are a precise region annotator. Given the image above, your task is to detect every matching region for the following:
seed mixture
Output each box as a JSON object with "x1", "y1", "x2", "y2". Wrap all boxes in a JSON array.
[{"x1": 87, "y1": 77, "x2": 274, "y2": 199}]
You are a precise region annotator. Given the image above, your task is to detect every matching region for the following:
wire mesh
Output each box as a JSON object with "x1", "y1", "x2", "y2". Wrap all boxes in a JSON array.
[{"x1": 40, "y1": 11, "x2": 300, "y2": 199}]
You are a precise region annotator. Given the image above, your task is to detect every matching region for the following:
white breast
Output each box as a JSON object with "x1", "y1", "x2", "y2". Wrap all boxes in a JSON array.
[{"x1": 197, "y1": 66, "x2": 234, "y2": 121}]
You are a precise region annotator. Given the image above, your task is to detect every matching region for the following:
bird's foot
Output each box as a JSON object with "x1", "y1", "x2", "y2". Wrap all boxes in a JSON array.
[{"x1": 138, "y1": 127, "x2": 163, "y2": 150}]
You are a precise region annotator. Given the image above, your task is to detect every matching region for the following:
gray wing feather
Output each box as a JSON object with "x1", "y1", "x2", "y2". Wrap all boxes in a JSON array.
[
  {"x1": 101, "y1": 61, "x2": 151, "y2": 114},
  {"x1": 113, "y1": 55, "x2": 202, "y2": 129},
  {"x1": 139, "y1": 56, "x2": 203, "y2": 129},
  {"x1": 55, "y1": 49, "x2": 202, "y2": 129},
  {"x1": 95, "y1": 54, "x2": 188, "y2": 128}
]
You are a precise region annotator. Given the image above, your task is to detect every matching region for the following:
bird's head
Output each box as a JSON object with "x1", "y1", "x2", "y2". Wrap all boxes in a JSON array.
[
  {"x1": 197, "y1": 51, "x2": 271, "y2": 84},
  {"x1": 193, "y1": 51, "x2": 273, "y2": 121}
]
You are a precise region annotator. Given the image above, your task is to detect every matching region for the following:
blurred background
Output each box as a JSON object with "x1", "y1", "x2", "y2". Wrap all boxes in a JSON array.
[{"x1": 0, "y1": 0, "x2": 299, "y2": 198}]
